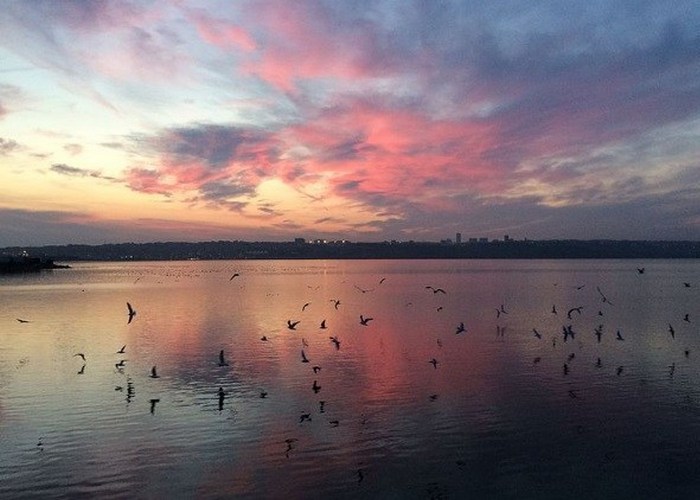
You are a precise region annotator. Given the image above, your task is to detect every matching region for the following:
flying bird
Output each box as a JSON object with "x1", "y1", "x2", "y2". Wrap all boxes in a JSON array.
[
  {"x1": 668, "y1": 324, "x2": 675, "y2": 338},
  {"x1": 126, "y1": 302, "x2": 136, "y2": 324},
  {"x1": 73, "y1": 353, "x2": 86, "y2": 361},
  {"x1": 616, "y1": 330, "x2": 624, "y2": 341},
  {"x1": 330, "y1": 299, "x2": 341, "y2": 309},
  {"x1": 533, "y1": 329, "x2": 542, "y2": 339},
  {"x1": 302, "y1": 302, "x2": 310, "y2": 311},
  {"x1": 16, "y1": 318, "x2": 31, "y2": 323},
  {"x1": 312, "y1": 380, "x2": 321, "y2": 393},
  {"x1": 229, "y1": 273, "x2": 240, "y2": 280},
  {"x1": 150, "y1": 366, "x2": 160, "y2": 378},
  {"x1": 455, "y1": 322, "x2": 466, "y2": 334},
  {"x1": 360, "y1": 315, "x2": 373, "y2": 326},
  {"x1": 117, "y1": 345, "x2": 126, "y2": 354},
  {"x1": 301, "y1": 350, "x2": 309, "y2": 363},
  {"x1": 330, "y1": 336, "x2": 341, "y2": 350},
  {"x1": 287, "y1": 320, "x2": 300, "y2": 330},
  {"x1": 637, "y1": 267, "x2": 645, "y2": 274},
  {"x1": 426, "y1": 286, "x2": 446, "y2": 294},
  {"x1": 429, "y1": 358, "x2": 438, "y2": 369},
  {"x1": 567, "y1": 307, "x2": 583, "y2": 319},
  {"x1": 320, "y1": 319, "x2": 327, "y2": 329}
]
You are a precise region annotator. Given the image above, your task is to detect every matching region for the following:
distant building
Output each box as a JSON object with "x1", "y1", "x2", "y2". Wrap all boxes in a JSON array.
[
  {"x1": 294, "y1": 238, "x2": 306, "y2": 244},
  {"x1": 504, "y1": 235, "x2": 510, "y2": 241},
  {"x1": 469, "y1": 238, "x2": 478, "y2": 243},
  {"x1": 479, "y1": 238, "x2": 489, "y2": 243},
  {"x1": 455, "y1": 233, "x2": 462, "y2": 244}
]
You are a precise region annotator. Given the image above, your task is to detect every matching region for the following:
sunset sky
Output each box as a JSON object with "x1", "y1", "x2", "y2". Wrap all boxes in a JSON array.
[{"x1": 1, "y1": 0, "x2": 699, "y2": 246}]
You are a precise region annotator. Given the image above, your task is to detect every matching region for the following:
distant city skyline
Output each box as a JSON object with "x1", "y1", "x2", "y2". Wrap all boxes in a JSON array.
[{"x1": 1, "y1": 0, "x2": 699, "y2": 247}]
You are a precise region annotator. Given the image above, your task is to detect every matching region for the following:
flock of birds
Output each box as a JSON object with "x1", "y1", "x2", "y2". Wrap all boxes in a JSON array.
[{"x1": 11, "y1": 264, "x2": 698, "y2": 489}]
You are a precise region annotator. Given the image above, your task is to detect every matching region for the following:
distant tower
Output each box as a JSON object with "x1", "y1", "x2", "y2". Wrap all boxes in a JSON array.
[
  {"x1": 504, "y1": 235, "x2": 510, "y2": 242},
  {"x1": 455, "y1": 232, "x2": 462, "y2": 244}
]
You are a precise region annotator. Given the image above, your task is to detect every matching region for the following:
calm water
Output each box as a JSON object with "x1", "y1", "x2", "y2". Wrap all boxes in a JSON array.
[{"x1": 1, "y1": 259, "x2": 699, "y2": 499}]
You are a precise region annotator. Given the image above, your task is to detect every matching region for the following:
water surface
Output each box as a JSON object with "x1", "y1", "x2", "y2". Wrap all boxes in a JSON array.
[{"x1": 1, "y1": 259, "x2": 699, "y2": 498}]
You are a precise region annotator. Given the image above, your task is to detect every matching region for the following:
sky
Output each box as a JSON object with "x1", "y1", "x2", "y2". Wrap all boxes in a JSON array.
[{"x1": 1, "y1": 0, "x2": 699, "y2": 246}]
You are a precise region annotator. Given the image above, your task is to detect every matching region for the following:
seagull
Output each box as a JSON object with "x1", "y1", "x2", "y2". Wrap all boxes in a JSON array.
[
  {"x1": 320, "y1": 319, "x2": 327, "y2": 329},
  {"x1": 637, "y1": 267, "x2": 645, "y2": 274},
  {"x1": 594, "y1": 325, "x2": 603, "y2": 343},
  {"x1": 436, "y1": 338, "x2": 443, "y2": 348},
  {"x1": 455, "y1": 322, "x2": 466, "y2": 334},
  {"x1": 115, "y1": 359, "x2": 126, "y2": 369},
  {"x1": 499, "y1": 304, "x2": 508, "y2": 314},
  {"x1": 329, "y1": 420, "x2": 340, "y2": 427},
  {"x1": 330, "y1": 336, "x2": 341, "y2": 350},
  {"x1": 73, "y1": 353, "x2": 86, "y2": 361},
  {"x1": 616, "y1": 330, "x2": 624, "y2": 341},
  {"x1": 379, "y1": 277, "x2": 387, "y2": 284},
  {"x1": 260, "y1": 336, "x2": 269, "y2": 342},
  {"x1": 567, "y1": 307, "x2": 583, "y2": 319},
  {"x1": 16, "y1": 318, "x2": 31, "y2": 323},
  {"x1": 312, "y1": 380, "x2": 321, "y2": 393},
  {"x1": 77, "y1": 364, "x2": 86, "y2": 375},
  {"x1": 117, "y1": 345, "x2": 126, "y2": 354},
  {"x1": 429, "y1": 358, "x2": 438, "y2": 369},
  {"x1": 287, "y1": 320, "x2": 300, "y2": 330},
  {"x1": 150, "y1": 366, "x2": 160, "y2": 378},
  {"x1": 683, "y1": 282, "x2": 691, "y2": 287},
  {"x1": 354, "y1": 285, "x2": 374, "y2": 294},
  {"x1": 127, "y1": 302, "x2": 136, "y2": 323},
  {"x1": 426, "y1": 286, "x2": 446, "y2": 294},
  {"x1": 218, "y1": 349, "x2": 229, "y2": 366},
  {"x1": 301, "y1": 350, "x2": 309, "y2": 363},
  {"x1": 330, "y1": 299, "x2": 341, "y2": 309},
  {"x1": 302, "y1": 302, "x2": 310, "y2": 311},
  {"x1": 596, "y1": 286, "x2": 613, "y2": 305},
  {"x1": 551, "y1": 304, "x2": 557, "y2": 315},
  {"x1": 260, "y1": 390, "x2": 268, "y2": 398},
  {"x1": 312, "y1": 365, "x2": 321, "y2": 373},
  {"x1": 616, "y1": 366, "x2": 624, "y2": 376},
  {"x1": 668, "y1": 324, "x2": 675, "y2": 339},
  {"x1": 301, "y1": 337, "x2": 309, "y2": 347},
  {"x1": 683, "y1": 314, "x2": 690, "y2": 323},
  {"x1": 299, "y1": 413, "x2": 312, "y2": 423},
  {"x1": 229, "y1": 273, "x2": 240, "y2": 280},
  {"x1": 533, "y1": 329, "x2": 542, "y2": 339},
  {"x1": 359, "y1": 315, "x2": 373, "y2": 326}
]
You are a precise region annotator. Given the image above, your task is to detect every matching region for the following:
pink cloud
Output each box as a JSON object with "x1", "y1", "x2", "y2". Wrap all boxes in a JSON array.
[{"x1": 188, "y1": 9, "x2": 256, "y2": 52}]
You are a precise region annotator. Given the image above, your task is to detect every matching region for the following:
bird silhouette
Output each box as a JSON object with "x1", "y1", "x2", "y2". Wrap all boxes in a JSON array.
[
  {"x1": 533, "y1": 329, "x2": 542, "y2": 339},
  {"x1": 301, "y1": 350, "x2": 309, "y2": 363},
  {"x1": 455, "y1": 322, "x2": 466, "y2": 334},
  {"x1": 312, "y1": 380, "x2": 321, "y2": 393},
  {"x1": 312, "y1": 365, "x2": 321, "y2": 373},
  {"x1": 73, "y1": 353, "x2": 86, "y2": 361},
  {"x1": 616, "y1": 330, "x2": 624, "y2": 341},
  {"x1": 16, "y1": 318, "x2": 31, "y2": 323},
  {"x1": 668, "y1": 324, "x2": 675, "y2": 339},
  {"x1": 299, "y1": 413, "x2": 312, "y2": 423},
  {"x1": 426, "y1": 286, "x2": 447, "y2": 294},
  {"x1": 330, "y1": 299, "x2": 341, "y2": 309},
  {"x1": 126, "y1": 302, "x2": 136, "y2": 324},
  {"x1": 330, "y1": 336, "x2": 341, "y2": 350},
  {"x1": 287, "y1": 320, "x2": 300, "y2": 330},
  {"x1": 551, "y1": 305, "x2": 557, "y2": 315},
  {"x1": 637, "y1": 267, "x2": 645, "y2": 274},
  {"x1": 150, "y1": 366, "x2": 160, "y2": 378},
  {"x1": 683, "y1": 314, "x2": 690, "y2": 323},
  {"x1": 302, "y1": 302, "x2": 310, "y2": 311},
  {"x1": 229, "y1": 273, "x2": 240, "y2": 280},
  {"x1": 567, "y1": 307, "x2": 583, "y2": 319},
  {"x1": 117, "y1": 345, "x2": 126, "y2": 354},
  {"x1": 320, "y1": 319, "x2": 327, "y2": 329},
  {"x1": 360, "y1": 315, "x2": 373, "y2": 326},
  {"x1": 429, "y1": 358, "x2": 438, "y2": 369}
]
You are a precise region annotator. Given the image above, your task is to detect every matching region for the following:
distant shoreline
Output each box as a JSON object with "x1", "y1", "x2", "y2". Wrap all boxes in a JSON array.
[{"x1": 1, "y1": 239, "x2": 698, "y2": 263}]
